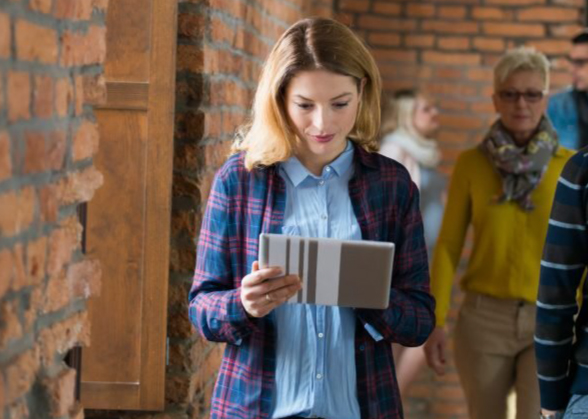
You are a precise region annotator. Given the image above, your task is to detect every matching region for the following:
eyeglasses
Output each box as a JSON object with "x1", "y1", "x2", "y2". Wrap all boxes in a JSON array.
[
  {"x1": 497, "y1": 90, "x2": 546, "y2": 103},
  {"x1": 568, "y1": 57, "x2": 588, "y2": 68}
]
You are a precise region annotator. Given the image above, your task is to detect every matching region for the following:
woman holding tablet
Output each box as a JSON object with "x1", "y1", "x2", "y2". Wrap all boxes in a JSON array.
[{"x1": 188, "y1": 17, "x2": 435, "y2": 419}]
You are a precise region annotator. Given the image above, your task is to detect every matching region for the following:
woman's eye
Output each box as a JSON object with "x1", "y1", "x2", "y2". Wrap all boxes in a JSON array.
[
  {"x1": 296, "y1": 103, "x2": 313, "y2": 110},
  {"x1": 333, "y1": 102, "x2": 349, "y2": 109}
]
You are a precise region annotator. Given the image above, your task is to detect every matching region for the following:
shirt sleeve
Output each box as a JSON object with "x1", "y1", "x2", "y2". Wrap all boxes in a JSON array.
[
  {"x1": 429, "y1": 152, "x2": 472, "y2": 327},
  {"x1": 188, "y1": 167, "x2": 258, "y2": 345},
  {"x1": 355, "y1": 173, "x2": 436, "y2": 347},
  {"x1": 535, "y1": 151, "x2": 588, "y2": 411}
]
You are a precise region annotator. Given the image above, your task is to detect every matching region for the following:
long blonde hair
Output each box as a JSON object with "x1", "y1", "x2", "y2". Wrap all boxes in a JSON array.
[
  {"x1": 381, "y1": 89, "x2": 421, "y2": 139},
  {"x1": 233, "y1": 17, "x2": 382, "y2": 170}
]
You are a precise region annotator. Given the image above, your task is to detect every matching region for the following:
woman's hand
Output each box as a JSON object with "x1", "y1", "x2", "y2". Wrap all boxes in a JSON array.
[
  {"x1": 240, "y1": 261, "x2": 302, "y2": 318},
  {"x1": 424, "y1": 326, "x2": 448, "y2": 376}
]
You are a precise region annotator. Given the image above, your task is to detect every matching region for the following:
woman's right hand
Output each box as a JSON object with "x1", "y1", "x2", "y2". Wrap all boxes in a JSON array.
[
  {"x1": 240, "y1": 261, "x2": 302, "y2": 318},
  {"x1": 424, "y1": 326, "x2": 448, "y2": 376}
]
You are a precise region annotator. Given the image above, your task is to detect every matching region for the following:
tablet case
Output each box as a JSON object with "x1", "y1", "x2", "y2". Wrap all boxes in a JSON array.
[{"x1": 258, "y1": 233, "x2": 395, "y2": 309}]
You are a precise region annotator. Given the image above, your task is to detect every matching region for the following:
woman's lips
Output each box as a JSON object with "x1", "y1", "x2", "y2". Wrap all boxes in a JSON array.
[{"x1": 312, "y1": 134, "x2": 335, "y2": 143}]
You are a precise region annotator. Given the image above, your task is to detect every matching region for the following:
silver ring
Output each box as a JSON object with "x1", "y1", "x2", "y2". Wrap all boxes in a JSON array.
[{"x1": 265, "y1": 293, "x2": 273, "y2": 302}]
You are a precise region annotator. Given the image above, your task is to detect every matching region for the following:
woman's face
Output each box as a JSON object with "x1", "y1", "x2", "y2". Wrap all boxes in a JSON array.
[
  {"x1": 492, "y1": 70, "x2": 547, "y2": 146},
  {"x1": 285, "y1": 69, "x2": 363, "y2": 175},
  {"x1": 413, "y1": 96, "x2": 439, "y2": 137}
]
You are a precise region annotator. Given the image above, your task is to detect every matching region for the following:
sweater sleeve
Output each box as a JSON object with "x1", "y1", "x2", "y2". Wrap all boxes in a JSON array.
[
  {"x1": 535, "y1": 150, "x2": 588, "y2": 411},
  {"x1": 430, "y1": 151, "x2": 472, "y2": 327}
]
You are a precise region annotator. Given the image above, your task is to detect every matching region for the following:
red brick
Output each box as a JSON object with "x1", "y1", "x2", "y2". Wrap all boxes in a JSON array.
[
  {"x1": 518, "y1": 7, "x2": 578, "y2": 22},
  {"x1": 406, "y1": 4, "x2": 435, "y2": 17},
  {"x1": 339, "y1": 0, "x2": 369, "y2": 12},
  {"x1": 424, "y1": 82, "x2": 478, "y2": 97},
  {"x1": 59, "y1": 166, "x2": 103, "y2": 204},
  {"x1": 550, "y1": 23, "x2": 584, "y2": 39},
  {"x1": 486, "y1": 0, "x2": 546, "y2": 3},
  {"x1": 368, "y1": 33, "x2": 401, "y2": 47},
  {"x1": 10, "y1": 244, "x2": 27, "y2": 292},
  {"x1": 178, "y1": 12, "x2": 205, "y2": 40},
  {"x1": 0, "y1": 13, "x2": 10, "y2": 58},
  {"x1": 422, "y1": 20, "x2": 479, "y2": 34},
  {"x1": 404, "y1": 35, "x2": 435, "y2": 48},
  {"x1": 434, "y1": 68, "x2": 464, "y2": 79},
  {"x1": 55, "y1": 0, "x2": 93, "y2": 20},
  {"x1": 372, "y1": 48, "x2": 417, "y2": 63},
  {"x1": 24, "y1": 131, "x2": 46, "y2": 174},
  {"x1": 60, "y1": 31, "x2": 84, "y2": 66},
  {"x1": 472, "y1": 7, "x2": 509, "y2": 20},
  {"x1": 8, "y1": 71, "x2": 31, "y2": 122},
  {"x1": 67, "y1": 258, "x2": 102, "y2": 299},
  {"x1": 439, "y1": 114, "x2": 485, "y2": 130},
  {"x1": 177, "y1": 44, "x2": 204, "y2": 72},
  {"x1": 528, "y1": 39, "x2": 571, "y2": 55},
  {"x1": 27, "y1": 236, "x2": 47, "y2": 286},
  {"x1": 438, "y1": 36, "x2": 470, "y2": 50},
  {"x1": 39, "y1": 184, "x2": 59, "y2": 223},
  {"x1": 0, "y1": 188, "x2": 35, "y2": 237},
  {"x1": 0, "y1": 300, "x2": 23, "y2": 350},
  {"x1": 0, "y1": 250, "x2": 12, "y2": 298},
  {"x1": 473, "y1": 37, "x2": 506, "y2": 52},
  {"x1": 72, "y1": 120, "x2": 99, "y2": 161},
  {"x1": 483, "y1": 22, "x2": 545, "y2": 37},
  {"x1": 45, "y1": 271, "x2": 70, "y2": 313},
  {"x1": 47, "y1": 130, "x2": 66, "y2": 170},
  {"x1": 422, "y1": 51, "x2": 481, "y2": 66},
  {"x1": 0, "y1": 131, "x2": 11, "y2": 181},
  {"x1": 0, "y1": 371, "x2": 4, "y2": 413},
  {"x1": 438, "y1": 6, "x2": 466, "y2": 19},
  {"x1": 16, "y1": 20, "x2": 58, "y2": 63},
  {"x1": 4, "y1": 348, "x2": 40, "y2": 404},
  {"x1": 437, "y1": 99, "x2": 469, "y2": 112},
  {"x1": 55, "y1": 77, "x2": 73, "y2": 117},
  {"x1": 372, "y1": 1, "x2": 401, "y2": 15},
  {"x1": 34, "y1": 75, "x2": 54, "y2": 118},
  {"x1": 38, "y1": 312, "x2": 90, "y2": 366},
  {"x1": 83, "y1": 25, "x2": 106, "y2": 64},
  {"x1": 74, "y1": 76, "x2": 83, "y2": 115},
  {"x1": 82, "y1": 74, "x2": 106, "y2": 105},
  {"x1": 92, "y1": 0, "x2": 108, "y2": 11},
  {"x1": 29, "y1": 0, "x2": 52, "y2": 13},
  {"x1": 357, "y1": 16, "x2": 416, "y2": 32},
  {"x1": 553, "y1": 0, "x2": 583, "y2": 4},
  {"x1": 467, "y1": 68, "x2": 494, "y2": 82}
]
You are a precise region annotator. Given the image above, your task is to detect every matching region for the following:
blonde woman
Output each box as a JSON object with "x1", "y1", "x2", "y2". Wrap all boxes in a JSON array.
[
  {"x1": 424, "y1": 47, "x2": 574, "y2": 419},
  {"x1": 379, "y1": 90, "x2": 446, "y2": 397},
  {"x1": 189, "y1": 18, "x2": 435, "y2": 419}
]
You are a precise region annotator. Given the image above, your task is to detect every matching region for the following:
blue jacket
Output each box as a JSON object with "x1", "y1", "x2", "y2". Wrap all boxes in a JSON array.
[{"x1": 547, "y1": 88, "x2": 581, "y2": 150}]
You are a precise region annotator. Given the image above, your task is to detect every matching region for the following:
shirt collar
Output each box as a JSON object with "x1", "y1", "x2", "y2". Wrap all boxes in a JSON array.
[{"x1": 281, "y1": 140, "x2": 355, "y2": 187}]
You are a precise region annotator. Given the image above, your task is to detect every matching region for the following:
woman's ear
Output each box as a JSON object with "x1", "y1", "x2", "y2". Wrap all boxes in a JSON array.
[{"x1": 359, "y1": 77, "x2": 367, "y2": 97}]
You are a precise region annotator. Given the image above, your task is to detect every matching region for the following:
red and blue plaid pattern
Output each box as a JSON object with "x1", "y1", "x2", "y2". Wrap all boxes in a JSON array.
[{"x1": 189, "y1": 145, "x2": 435, "y2": 418}]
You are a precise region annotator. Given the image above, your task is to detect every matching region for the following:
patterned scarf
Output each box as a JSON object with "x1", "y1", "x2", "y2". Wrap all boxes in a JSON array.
[{"x1": 479, "y1": 117, "x2": 558, "y2": 211}]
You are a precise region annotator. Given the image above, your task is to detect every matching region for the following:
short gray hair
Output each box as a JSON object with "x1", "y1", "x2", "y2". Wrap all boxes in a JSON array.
[{"x1": 493, "y1": 46, "x2": 550, "y2": 92}]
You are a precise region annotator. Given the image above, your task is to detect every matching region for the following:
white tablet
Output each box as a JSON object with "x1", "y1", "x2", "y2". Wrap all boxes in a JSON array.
[{"x1": 258, "y1": 233, "x2": 395, "y2": 309}]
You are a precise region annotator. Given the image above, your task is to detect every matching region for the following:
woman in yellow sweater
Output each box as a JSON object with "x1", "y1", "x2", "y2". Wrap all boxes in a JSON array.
[{"x1": 423, "y1": 47, "x2": 574, "y2": 419}]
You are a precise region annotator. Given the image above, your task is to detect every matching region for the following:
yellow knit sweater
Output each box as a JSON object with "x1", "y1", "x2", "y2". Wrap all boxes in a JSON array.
[{"x1": 431, "y1": 146, "x2": 574, "y2": 326}]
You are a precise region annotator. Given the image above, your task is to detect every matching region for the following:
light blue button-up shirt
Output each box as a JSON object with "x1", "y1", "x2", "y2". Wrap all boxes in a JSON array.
[{"x1": 270, "y1": 141, "x2": 361, "y2": 419}]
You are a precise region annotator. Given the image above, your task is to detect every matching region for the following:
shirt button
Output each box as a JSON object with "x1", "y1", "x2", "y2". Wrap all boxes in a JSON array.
[
  {"x1": 316, "y1": 373, "x2": 323, "y2": 380},
  {"x1": 318, "y1": 332, "x2": 324, "y2": 338},
  {"x1": 326, "y1": 167, "x2": 331, "y2": 172},
  {"x1": 319, "y1": 180, "x2": 324, "y2": 186}
]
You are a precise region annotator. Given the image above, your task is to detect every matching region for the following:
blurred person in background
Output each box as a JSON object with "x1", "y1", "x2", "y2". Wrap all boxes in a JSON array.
[
  {"x1": 548, "y1": 29, "x2": 588, "y2": 150},
  {"x1": 424, "y1": 47, "x2": 574, "y2": 419},
  {"x1": 379, "y1": 89, "x2": 446, "y2": 397}
]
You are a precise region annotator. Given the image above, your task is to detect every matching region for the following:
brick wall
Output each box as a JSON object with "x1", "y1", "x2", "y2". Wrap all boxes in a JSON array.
[
  {"x1": 334, "y1": 0, "x2": 584, "y2": 418},
  {"x1": 159, "y1": 0, "x2": 333, "y2": 418},
  {"x1": 0, "y1": 0, "x2": 107, "y2": 418}
]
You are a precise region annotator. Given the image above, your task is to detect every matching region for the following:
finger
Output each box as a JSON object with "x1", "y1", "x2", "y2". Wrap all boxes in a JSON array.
[
  {"x1": 252, "y1": 260, "x2": 259, "y2": 272},
  {"x1": 262, "y1": 282, "x2": 302, "y2": 307},
  {"x1": 263, "y1": 274, "x2": 302, "y2": 294},
  {"x1": 242, "y1": 266, "x2": 283, "y2": 286}
]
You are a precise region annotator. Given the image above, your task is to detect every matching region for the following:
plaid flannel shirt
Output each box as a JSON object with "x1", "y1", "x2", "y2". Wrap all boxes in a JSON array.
[{"x1": 188, "y1": 144, "x2": 435, "y2": 419}]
